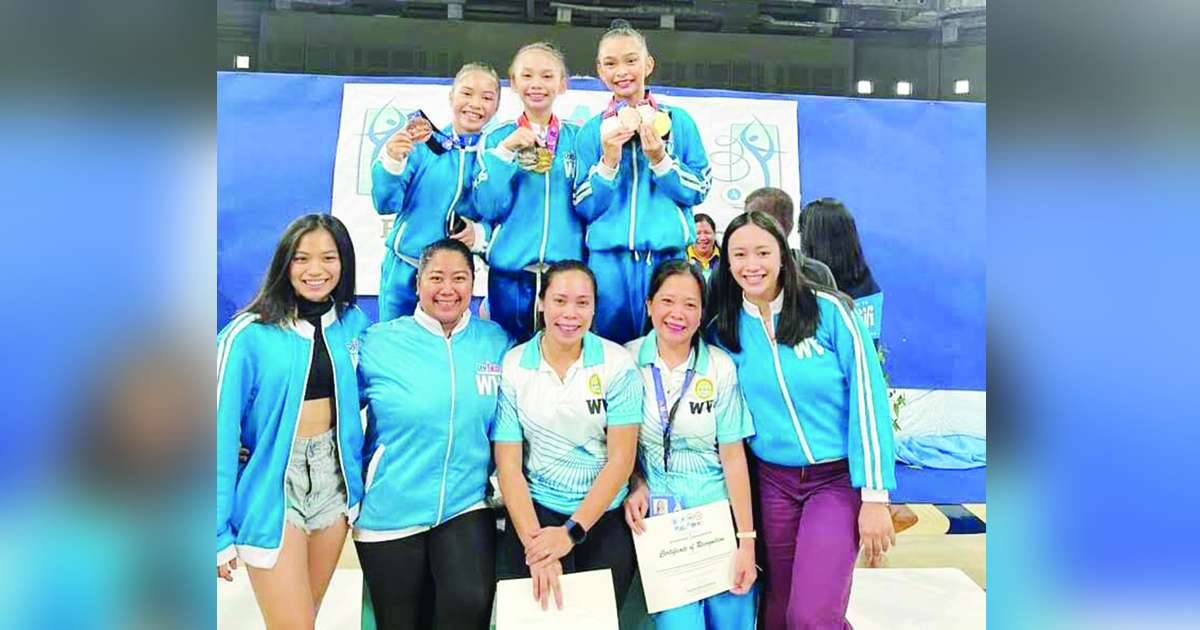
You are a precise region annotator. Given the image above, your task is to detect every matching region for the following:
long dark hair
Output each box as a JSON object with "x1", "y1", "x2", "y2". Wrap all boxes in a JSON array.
[
  {"x1": 710, "y1": 211, "x2": 818, "y2": 353},
  {"x1": 240, "y1": 213, "x2": 357, "y2": 325},
  {"x1": 799, "y1": 198, "x2": 870, "y2": 290},
  {"x1": 535, "y1": 260, "x2": 597, "y2": 332},
  {"x1": 645, "y1": 259, "x2": 707, "y2": 344}
]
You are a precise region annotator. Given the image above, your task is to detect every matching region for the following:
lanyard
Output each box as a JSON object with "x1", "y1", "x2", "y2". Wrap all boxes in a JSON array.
[{"x1": 651, "y1": 361, "x2": 696, "y2": 473}]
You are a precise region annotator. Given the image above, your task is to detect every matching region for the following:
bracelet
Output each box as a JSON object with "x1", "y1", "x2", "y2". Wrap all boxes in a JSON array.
[{"x1": 736, "y1": 531, "x2": 757, "y2": 540}]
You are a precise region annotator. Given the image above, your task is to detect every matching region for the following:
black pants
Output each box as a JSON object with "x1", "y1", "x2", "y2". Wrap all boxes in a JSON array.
[
  {"x1": 498, "y1": 502, "x2": 636, "y2": 608},
  {"x1": 355, "y1": 509, "x2": 496, "y2": 630}
]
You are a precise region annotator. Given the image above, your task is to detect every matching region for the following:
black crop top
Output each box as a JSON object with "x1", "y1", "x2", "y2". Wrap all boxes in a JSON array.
[{"x1": 297, "y1": 298, "x2": 335, "y2": 401}]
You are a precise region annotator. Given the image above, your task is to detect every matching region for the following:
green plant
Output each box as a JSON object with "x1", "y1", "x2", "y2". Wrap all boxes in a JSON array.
[{"x1": 877, "y1": 343, "x2": 905, "y2": 432}]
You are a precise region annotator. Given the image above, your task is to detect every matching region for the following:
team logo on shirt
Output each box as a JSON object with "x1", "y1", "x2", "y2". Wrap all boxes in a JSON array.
[
  {"x1": 563, "y1": 152, "x2": 576, "y2": 179},
  {"x1": 793, "y1": 337, "x2": 827, "y2": 360},
  {"x1": 347, "y1": 338, "x2": 361, "y2": 369},
  {"x1": 688, "y1": 378, "x2": 716, "y2": 415},
  {"x1": 588, "y1": 374, "x2": 603, "y2": 396},
  {"x1": 476, "y1": 362, "x2": 502, "y2": 396}
]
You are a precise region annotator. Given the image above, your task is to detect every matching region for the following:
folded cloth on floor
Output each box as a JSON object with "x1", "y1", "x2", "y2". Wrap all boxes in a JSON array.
[{"x1": 895, "y1": 434, "x2": 985, "y2": 469}]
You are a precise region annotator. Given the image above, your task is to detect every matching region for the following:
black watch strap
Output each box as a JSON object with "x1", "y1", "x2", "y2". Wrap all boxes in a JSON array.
[{"x1": 564, "y1": 518, "x2": 587, "y2": 545}]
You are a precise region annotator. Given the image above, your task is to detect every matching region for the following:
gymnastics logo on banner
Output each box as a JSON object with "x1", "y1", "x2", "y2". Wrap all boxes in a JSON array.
[{"x1": 330, "y1": 82, "x2": 799, "y2": 294}]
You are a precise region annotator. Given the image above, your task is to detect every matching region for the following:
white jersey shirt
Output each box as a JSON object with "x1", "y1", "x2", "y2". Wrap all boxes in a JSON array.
[
  {"x1": 625, "y1": 332, "x2": 754, "y2": 508},
  {"x1": 492, "y1": 331, "x2": 644, "y2": 515}
]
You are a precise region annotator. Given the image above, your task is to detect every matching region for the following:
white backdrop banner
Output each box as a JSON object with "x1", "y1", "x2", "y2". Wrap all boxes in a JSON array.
[{"x1": 331, "y1": 82, "x2": 799, "y2": 295}]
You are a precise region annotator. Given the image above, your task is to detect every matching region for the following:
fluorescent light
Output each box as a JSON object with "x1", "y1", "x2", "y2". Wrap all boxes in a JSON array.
[
  {"x1": 235, "y1": 55, "x2": 251, "y2": 70},
  {"x1": 856, "y1": 80, "x2": 874, "y2": 95},
  {"x1": 895, "y1": 81, "x2": 913, "y2": 96},
  {"x1": 954, "y1": 79, "x2": 970, "y2": 94}
]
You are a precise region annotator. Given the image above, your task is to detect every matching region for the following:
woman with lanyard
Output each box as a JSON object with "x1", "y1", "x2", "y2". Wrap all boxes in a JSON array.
[
  {"x1": 354, "y1": 238, "x2": 512, "y2": 629},
  {"x1": 372, "y1": 62, "x2": 500, "y2": 322},
  {"x1": 216, "y1": 214, "x2": 370, "y2": 628},
  {"x1": 623, "y1": 260, "x2": 758, "y2": 629},
  {"x1": 492, "y1": 261, "x2": 644, "y2": 610},
  {"x1": 474, "y1": 42, "x2": 584, "y2": 343},
  {"x1": 709, "y1": 211, "x2": 896, "y2": 629}
]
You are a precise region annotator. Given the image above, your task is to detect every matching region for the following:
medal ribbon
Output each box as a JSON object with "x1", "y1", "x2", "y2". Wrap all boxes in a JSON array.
[
  {"x1": 407, "y1": 110, "x2": 481, "y2": 153},
  {"x1": 518, "y1": 112, "x2": 560, "y2": 154},
  {"x1": 602, "y1": 90, "x2": 660, "y2": 118}
]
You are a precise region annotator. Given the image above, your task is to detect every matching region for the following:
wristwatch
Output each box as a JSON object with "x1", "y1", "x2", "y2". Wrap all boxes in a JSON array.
[{"x1": 563, "y1": 518, "x2": 588, "y2": 545}]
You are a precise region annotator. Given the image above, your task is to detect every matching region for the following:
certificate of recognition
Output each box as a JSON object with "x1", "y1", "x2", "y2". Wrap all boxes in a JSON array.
[
  {"x1": 632, "y1": 499, "x2": 736, "y2": 613},
  {"x1": 494, "y1": 568, "x2": 619, "y2": 630}
]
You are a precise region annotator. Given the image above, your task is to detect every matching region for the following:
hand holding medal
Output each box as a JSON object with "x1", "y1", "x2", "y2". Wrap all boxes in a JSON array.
[
  {"x1": 513, "y1": 114, "x2": 559, "y2": 175},
  {"x1": 638, "y1": 121, "x2": 667, "y2": 165},
  {"x1": 383, "y1": 130, "x2": 414, "y2": 162}
]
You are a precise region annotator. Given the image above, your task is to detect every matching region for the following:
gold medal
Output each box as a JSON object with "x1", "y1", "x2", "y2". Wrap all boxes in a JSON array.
[
  {"x1": 653, "y1": 110, "x2": 672, "y2": 137},
  {"x1": 533, "y1": 147, "x2": 553, "y2": 174}
]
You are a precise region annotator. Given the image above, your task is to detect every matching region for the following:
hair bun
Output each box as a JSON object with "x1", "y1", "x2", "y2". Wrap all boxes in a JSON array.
[{"x1": 609, "y1": 18, "x2": 632, "y2": 30}]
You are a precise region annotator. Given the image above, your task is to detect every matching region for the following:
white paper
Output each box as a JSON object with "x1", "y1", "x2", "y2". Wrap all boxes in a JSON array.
[
  {"x1": 632, "y1": 499, "x2": 736, "y2": 613},
  {"x1": 494, "y1": 568, "x2": 618, "y2": 630}
]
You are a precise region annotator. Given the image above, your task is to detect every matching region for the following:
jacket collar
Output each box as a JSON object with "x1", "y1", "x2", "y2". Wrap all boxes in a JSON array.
[
  {"x1": 291, "y1": 305, "x2": 339, "y2": 339},
  {"x1": 414, "y1": 305, "x2": 471, "y2": 338},
  {"x1": 741, "y1": 290, "x2": 784, "y2": 320}
]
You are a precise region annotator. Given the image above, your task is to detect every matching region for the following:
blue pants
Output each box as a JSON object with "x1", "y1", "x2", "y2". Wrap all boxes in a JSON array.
[
  {"x1": 488, "y1": 268, "x2": 538, "y2": 344},
  {"x1": 588, "y1": 249, "x2": 683, "y2": 344},
  {"x1": 378, "y1": 253, "x2": 418, "y2": 323},
  {"x1": 654, "y1": 585, "x2": 759, "y2": 630}
]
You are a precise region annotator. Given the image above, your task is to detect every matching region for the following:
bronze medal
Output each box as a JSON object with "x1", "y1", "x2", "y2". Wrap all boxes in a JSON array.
[{"x1": 405, "y1": 116, "x2": 433, "y2": 143}]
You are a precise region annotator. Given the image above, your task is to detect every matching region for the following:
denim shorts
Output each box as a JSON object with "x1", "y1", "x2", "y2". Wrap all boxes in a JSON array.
[{"x1": 285, "y1": 428, "x2": 348, "y2": 534}]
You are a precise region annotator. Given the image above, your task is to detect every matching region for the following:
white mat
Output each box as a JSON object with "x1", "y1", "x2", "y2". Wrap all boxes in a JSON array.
[{"x1": 219, "y1": 566, "x2": 986, "y2": 629}]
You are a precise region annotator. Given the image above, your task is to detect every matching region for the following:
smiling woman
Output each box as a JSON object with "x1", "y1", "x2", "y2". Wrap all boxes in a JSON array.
[
  {"x1": 709, "y1": 211, "x2": 897, "y2": 629},
  {"x1": 353, "y1": 238, "x2": 514, "y2": 629},
  {"x1": 493, "y1": 260, "x2": 646, "y2": 612},
  {"x1": 622, "y1": 260, "x2": 759, "y2": 630},
  {"x1": 216, "y1": 213, "x2": 371, "y2": 628},
  {"x1": 415, "y1": 239, "x2": 476, "y2": 334}
]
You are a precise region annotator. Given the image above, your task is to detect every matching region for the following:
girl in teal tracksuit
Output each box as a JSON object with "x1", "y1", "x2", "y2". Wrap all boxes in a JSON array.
[
  {"x1": 372, "y1": 63, "x2": 501, "y2": 322},
  {"x1": 216, "y1": 214, "x2": 370, "y2": 628},
  {"x1": 475, "y1": 42, "x2": 585, "y2": 342},
  {"x1": 573, "y1": 20, "x2": 711, "y2": 343},
  {"x1": 354, "y1": 239, "x2": 512, "y2": 629}
]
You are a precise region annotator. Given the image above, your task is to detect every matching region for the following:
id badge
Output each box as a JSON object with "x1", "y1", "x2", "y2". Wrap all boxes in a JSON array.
[{"x1": 649, "y1": 494, "x2": 683, "y2": 517}]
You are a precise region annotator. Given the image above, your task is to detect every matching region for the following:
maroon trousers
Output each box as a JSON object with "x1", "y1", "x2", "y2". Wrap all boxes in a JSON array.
[{"x1": 757, "y1": 458, "x2": 862, "y2": 630}]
